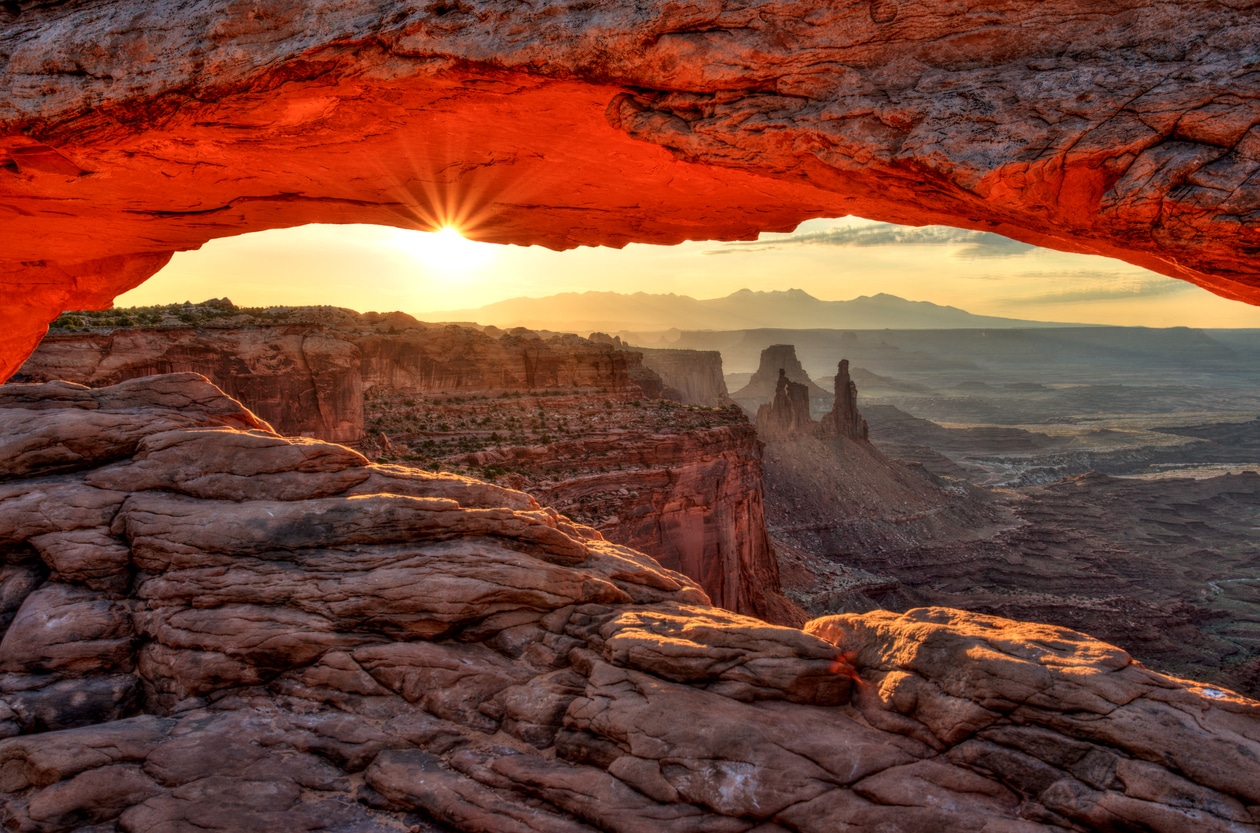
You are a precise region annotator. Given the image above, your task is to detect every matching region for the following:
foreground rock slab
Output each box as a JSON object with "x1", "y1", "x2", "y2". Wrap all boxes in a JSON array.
[{"x1": 0, "y1": 373, "x2": 1257, "y2": 832}]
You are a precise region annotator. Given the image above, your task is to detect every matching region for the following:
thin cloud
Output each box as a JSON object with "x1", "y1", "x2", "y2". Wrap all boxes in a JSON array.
[
  {"x1": 1001, "y1": 272, "x2": 1197, "y2": 304},
  {"x1": 706, "y1": 223, "x2": 1036, "y2": 258}
]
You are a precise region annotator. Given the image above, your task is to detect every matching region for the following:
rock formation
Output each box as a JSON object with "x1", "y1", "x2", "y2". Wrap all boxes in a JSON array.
[
  {"x1": 14, "y1": 308, "x2": 652, "y2": 442},
  {"x1": 14, "y1": 309, "x2": 791, "y2": 626},
  {"x1": 755, "y1": 369, "x2": 814, "y2": 439},
  {"x1": 11, "y1": 324, "x2": 365, "y2": 443},
  {"x1": 0, "y1": 372, "x2": 1257, "y2": 832},
  {"x1": 471, "y1": 423, "x2": 782, "y2": 623},
  {"x1": 4, "y1": 2, "x2": 1260, "y2": 378},
  {"x1": 635, "y1": 349, "x2": 731, "y2": 407},
  {"x1": 358, "y1": 328, "x2": 641, "y2": 396},
  {"x1": 367, "y1": 390, "x2": 791, "y2": 624},
  {"x1": 818, "y1": 359, "x2": 869, "y2": 441},
  {"x1": 751, "y1": 352, "x2": 869, "y2": 443},
  {"x1": 732, "y1": 345, "x2": 829, "y2": 417}
]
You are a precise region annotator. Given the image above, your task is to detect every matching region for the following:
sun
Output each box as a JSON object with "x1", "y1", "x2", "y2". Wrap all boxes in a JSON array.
[{"x1": 394, "y1": 225, "x2": 498, "y2": 273}]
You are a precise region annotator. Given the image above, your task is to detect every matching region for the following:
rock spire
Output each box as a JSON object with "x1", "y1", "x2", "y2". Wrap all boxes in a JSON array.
[
  {"x1": 819, "y1": 359, "x2": 869, "y2": 441},
  {"x1": 755, "y1": 368, "x2": 814, "y2": 437}
]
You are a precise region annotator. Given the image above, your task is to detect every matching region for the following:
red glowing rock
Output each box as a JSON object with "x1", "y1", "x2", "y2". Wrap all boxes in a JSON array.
[{"x1": 2, "y1": 1, "x2": 1259, "y2": 377}]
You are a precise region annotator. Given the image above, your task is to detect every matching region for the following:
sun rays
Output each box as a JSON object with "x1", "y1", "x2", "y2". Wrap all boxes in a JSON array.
[{"x1": 390, "y1": 225, "x2": 498, "y2": 273}]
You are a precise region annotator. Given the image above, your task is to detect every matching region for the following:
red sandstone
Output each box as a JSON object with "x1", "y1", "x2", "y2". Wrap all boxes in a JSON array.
[{"x1": 3, "y1": 1, "x2": 1260, "y2": 379}]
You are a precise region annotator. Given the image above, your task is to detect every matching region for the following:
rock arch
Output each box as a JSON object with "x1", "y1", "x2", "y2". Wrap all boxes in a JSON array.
[{"x1": 3, "y1": 0, "x2": 1259, "y2": 378}]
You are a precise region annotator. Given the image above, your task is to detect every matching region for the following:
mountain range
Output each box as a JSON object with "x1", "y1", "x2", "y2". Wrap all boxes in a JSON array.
[{"x1": 432, "y1": 289, "x2": 1089, "y2": 333}]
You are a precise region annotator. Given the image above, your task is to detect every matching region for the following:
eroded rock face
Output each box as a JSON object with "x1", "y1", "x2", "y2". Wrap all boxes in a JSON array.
[
  {"x1": 635, "y1": 349, "x2": 731, "y2": 407},
  {"x1": 756, "y1": 368, "x2": 814, "y2": 438},
  {"x1": 0, "y1": 372, "x2": 1257, "y2": 832},
  {"x1": 3, "y1": 1, "x2": 1260, "y2": 379},
  {"x1": 15, "y1": 313, "x2": 648, "y2": 442},
  {"x1": 14, "y1": 325, "x2": 365, "y2": 443}
]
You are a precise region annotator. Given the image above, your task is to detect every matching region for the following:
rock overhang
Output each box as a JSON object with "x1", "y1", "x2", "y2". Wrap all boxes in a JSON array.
[{"x1": 2, "y1": 0, "x2": 1260, "y2": 379}]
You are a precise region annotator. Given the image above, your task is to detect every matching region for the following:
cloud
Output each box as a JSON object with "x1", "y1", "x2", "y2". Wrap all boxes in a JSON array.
[
  {"x1": 706, "y1": 223, "x2": 1037, "y2": 258},
  {"x1": 1000, "y1": 272, "x2": 1197, "y2": 304}
]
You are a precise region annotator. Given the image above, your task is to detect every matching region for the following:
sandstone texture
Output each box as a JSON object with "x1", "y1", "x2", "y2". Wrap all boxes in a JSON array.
[
  {"x1": 16, "y1": 307, "x2": 785, "y2": 623},
  {"x1": 4, "y1": 1, "x2": 1260, "y2": 377},
  {"x1": 13, "y1": 324, "x2": 365, "y2": 443},
  {"x1": 0, "y1": 372, "x2": 1257, "y2": 832}
]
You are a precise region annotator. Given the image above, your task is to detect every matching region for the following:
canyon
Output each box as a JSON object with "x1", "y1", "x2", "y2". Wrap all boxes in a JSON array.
[
  {"x1": 1, "y1": 373, "x2": 1257, "y2": 833},
  {"x1": 4, "y1": 2, "x2": 1260, "y2": 829},
  {"x1": 3, "y1": 1, "x2": 1260, "y2": 379},
  {"x1": 14, "y1": 304, "x2": 658, "y2": 443},
  {"x1": 728, "y1": 339, "x2": 1260, "y2": 699},
  {"x1": 15, "y1": 304, "x2": 789, "y2": 623},
  {"x1": 19, "y1": 312, "x2": 1260, "y2": 699}
]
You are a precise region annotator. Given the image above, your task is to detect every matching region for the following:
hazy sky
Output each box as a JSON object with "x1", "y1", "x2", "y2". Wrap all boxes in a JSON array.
[{"x1": 117, "y1": 217, "x2": 1260, "y2": 328}]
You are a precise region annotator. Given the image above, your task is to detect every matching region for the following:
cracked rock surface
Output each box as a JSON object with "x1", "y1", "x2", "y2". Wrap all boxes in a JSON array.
[
  {"x1": 3, "y1": 1, "x2": 1260, "y2": 377},
  {"x1": 0, "y1": 372, "x2": 1257, "y2": 832}
]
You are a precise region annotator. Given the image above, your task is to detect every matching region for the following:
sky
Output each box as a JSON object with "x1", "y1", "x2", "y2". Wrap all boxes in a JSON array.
[{"x1": 116, "y1": 217, "x2": 1260, "y2": 328}]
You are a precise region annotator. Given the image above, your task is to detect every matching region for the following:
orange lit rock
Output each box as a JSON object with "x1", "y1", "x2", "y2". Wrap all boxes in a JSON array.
[{"x1": 3, "y1": 2, "x2": 1260, "y2": 378}]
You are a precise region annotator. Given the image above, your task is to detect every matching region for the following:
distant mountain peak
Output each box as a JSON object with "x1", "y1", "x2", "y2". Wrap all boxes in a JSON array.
[{"x1": 431, "y1": 288, "x2": 1087, "y2": 332}]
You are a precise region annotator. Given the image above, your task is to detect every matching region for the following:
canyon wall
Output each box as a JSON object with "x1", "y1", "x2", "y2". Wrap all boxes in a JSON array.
[
  {"x1": 11, "y1": 325, "x2": 364, "y2": 443},
  {"x1": 357, "y1": 329, "x2": 641, "y2": 395},
  {"x1": 522, "y1": 424, "x2": 782, "y2": 623},
  {"x1": 14, "y1": 312, "x2": 646, "y2": 442},
  {"x1": 368, "y1": 390, "x2": 792, "y2": 623},
  {"x1": 635, "y1": 348, "x2": 731, "y2": 407},
  {"x1": 0, "y1": 374, "x2": 1255, "y2": 833},
  {"x1": 4, "y1": 2, "x2": 1260, "y2": 379}
]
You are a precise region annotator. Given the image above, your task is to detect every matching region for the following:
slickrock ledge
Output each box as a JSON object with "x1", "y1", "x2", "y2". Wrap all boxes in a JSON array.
[
  {"x1": 0, "y1": 372, "x2": 1257, "y2": 832},
  {"x1": 3, "y1": 1, "x2": 1260, "y2": 377}
]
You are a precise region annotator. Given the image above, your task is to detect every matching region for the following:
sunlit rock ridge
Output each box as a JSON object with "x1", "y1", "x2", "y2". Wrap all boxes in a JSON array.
[
  {"x1": 3, "y1": 0, "x2": 1260, "y2": 376},
  {"x1": 1, "y1": 374, "x2": 1258, "y2": 832}
]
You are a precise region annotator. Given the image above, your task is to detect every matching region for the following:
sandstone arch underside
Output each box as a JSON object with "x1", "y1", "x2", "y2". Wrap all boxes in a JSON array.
[{"x1": 2, "y1": 0, "x2": 1259, "y2": 378}]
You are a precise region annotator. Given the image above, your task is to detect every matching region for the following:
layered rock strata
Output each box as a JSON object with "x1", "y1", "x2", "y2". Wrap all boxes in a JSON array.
[
  {"x1": 15, "y1": 308, "x2": 785, "y2": 625},
  {"x1": 5, "y1": 1, "x2": 1260, "y2": 379},
  {"x1": 366, "y1": 390, "x2": 790, "y2": 624},
  {"x1": 1, "y1": 373, "x2": 1257, "y2": 832},
  {"x1": 635, "y1": 349, "x2": 731, "y2": 407},
  {"x1": 12, "y1": 324, "x2": 365, "y2": 443},
  {"x1": 15, "y1": 309, "x2": 650, "y2": 442}
]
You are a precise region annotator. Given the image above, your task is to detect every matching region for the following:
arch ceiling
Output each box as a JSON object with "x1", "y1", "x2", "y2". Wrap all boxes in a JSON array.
[{"x1": 2, "y1": 0, "x2": 1259, "y2": 378}]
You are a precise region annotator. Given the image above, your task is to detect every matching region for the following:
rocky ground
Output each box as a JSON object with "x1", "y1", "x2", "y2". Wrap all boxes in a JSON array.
[
  {"x1": 2, "y1": 373, "x2": 1258, "y2": 833},
  {"x1": 846, "y1": 471, "x2": 1260, "y2": 699}
]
